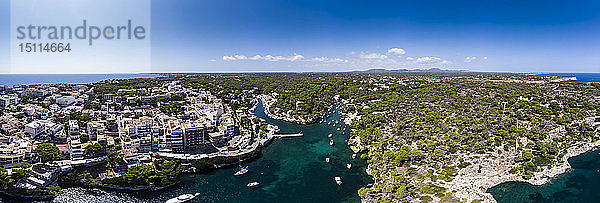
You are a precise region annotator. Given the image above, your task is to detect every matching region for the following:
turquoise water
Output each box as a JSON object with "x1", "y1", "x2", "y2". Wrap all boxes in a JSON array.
[
  {"x1": 0, "y1": 73, "x2": 158, "y2": 86},
  {"x1": 536, "y1": 73, "x2": 600, "y2": 82},
  {"x1": 488, "y1": 149, "x2": 600, "y2": 202},
  {"x1": 29, "y1": 101, "x2": 371, "y2": 203}
]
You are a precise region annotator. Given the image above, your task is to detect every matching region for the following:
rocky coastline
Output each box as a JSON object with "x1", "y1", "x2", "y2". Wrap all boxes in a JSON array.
[
  {"x1": 337, "y1": 104, "x2": 600, "y2": 203},
  {"x1": 258, "y1": 94, "x2": 318, "y2": 125}
]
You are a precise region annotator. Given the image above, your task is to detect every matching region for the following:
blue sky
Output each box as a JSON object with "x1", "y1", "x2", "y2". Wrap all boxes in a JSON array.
[{"x1": 2, "y1": 0, "x2": 600, "y2": 73}]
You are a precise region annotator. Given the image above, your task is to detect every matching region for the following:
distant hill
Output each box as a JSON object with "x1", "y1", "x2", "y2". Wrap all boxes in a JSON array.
[{"x1": 349, "y1": 68, "x2": 468, "y2": 74}]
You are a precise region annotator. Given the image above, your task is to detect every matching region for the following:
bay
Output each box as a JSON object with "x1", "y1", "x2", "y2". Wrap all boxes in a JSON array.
[
  {"x1": 488, "y1": 149, "x2": 600, "y2": 202},
  {"x1": 536, "y1": 73, "x2": 600, "y2": 82},
  {"x1": 14, "y1": 100, "x2": 371, "y2": 203},
  {"x1": 0, "y1": 73, "x2": 158, "y2": 86}
]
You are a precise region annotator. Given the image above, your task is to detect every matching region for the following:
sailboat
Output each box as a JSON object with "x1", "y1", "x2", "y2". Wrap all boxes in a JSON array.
[
  {"x1": 247, "y1": 181, "x2": 260, "y2": 187},
  {"x1": 235, "y1": 166, "x2": 248, "y2": 176},
  {"x1": 334, "y1": 176, "x2": 343, "y2": 185},
  {"x1": 166, "y1": 193, "x2": 200, "y2": 203},
  {"x1": 234, "y1": 158, "x2": 248, "y2": 176}
]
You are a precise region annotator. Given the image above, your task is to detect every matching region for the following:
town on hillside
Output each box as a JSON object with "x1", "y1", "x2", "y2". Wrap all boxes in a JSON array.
[{"x1": 0, "y1": 79, "x2": 278, "y2": 198}]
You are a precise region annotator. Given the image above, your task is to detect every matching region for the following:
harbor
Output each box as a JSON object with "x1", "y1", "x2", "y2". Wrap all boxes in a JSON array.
[{"x1": 44, "y1": 99, "x2": 372, "y2": 203}]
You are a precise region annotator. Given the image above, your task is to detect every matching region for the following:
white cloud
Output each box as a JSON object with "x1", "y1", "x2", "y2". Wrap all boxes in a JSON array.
[
  {"x1": 221, "y1": 50, "x2": 460, "y2": 70},
  {"x1": 483, "y1": 56, "x2": 488, "y2": 60},
  {"x1": 223, "y1": 56, "x2": 237, "y2": 61},
  {"x1": 464, "y1": 56, "x2": 477, "y2": 63},
  {"x1": 416, "y1": 56, "x2": 442, "y2": 63},
  {"x1": 208, "y1": 59, "x2": 217, "y2": 62},
  {"x1": 249, "y1": 55, "x2": 263, "y2": 60},
  {"x1": 234, "y1": 55, "x2": 247, "y2": 60},
  {"x1": 359, "y1": 52, "x2": 388, "y2": 59},
  {"x1": 310, "y1": 57, "x2": 348, "y2": 63},
  {"x1": 387, "y1": 48, "x2": 406, "y2": 56},
  {"x1": 290, "y1": 53, "x2": 305, "y2": 61},
  {"x1": 223, "y1": 53, "x2": 304, "y2": 62}
]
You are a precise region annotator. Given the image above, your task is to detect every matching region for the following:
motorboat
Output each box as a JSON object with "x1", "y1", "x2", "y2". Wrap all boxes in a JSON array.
[
  {"x1": 329, "y1": 139, "x2": 334, "y2": 146},
  {"x1": 234, "y1": 166, "x2": 248, "y2": 176},
  {"x1": 166, "y1": 193, "x2": 200, "y2": 203},
  {"x1": 328, "y1": 133, "x2": 333, "y2": 138},
  {"x1": 337, "y1": 128, "x2": 340, "y2": 131},
  {"x1": 352, "y1": 154, "x2": 357, "y2": 159},
  {"x1": 325, "y1": 157, "x2": 330, "y2": 163},
  {"x1": 247, "y1": 182, "x2": 260, "y2": 187},
  {"x1": 346, "y1": 163, "x2": 352, "y2": 169},
  {"x1": 334, "y1": 177, "x2": 342, "y2": 185}
]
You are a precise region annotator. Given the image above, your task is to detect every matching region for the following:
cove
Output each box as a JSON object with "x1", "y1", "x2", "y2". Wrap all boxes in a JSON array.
[
  {"x1": 488, "y1": 148, "x2": 600, "y2": 202},
  {"x1": 35, "y1": 100, "x2": 373, "y2": 203}
]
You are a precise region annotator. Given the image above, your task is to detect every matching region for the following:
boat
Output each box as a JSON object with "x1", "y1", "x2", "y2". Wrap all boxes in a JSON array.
[
  {"x1": 334, "y1": 176, "x2": 343, "y2": 185},
  {"x1": 335, "y1": 120, "x2": 339, "y2": 124},
  {"x1": 328, "y1": 133, "x2": 333, "y2": 138},
  {"x1": 352, "y1": 153, "x2": 356, "y2": 159},
  {"x1": 166, "y1": 193, "x2": 200, "y2": 203},
  {"x1": 329, "y1": 139, "x2": 334, "y2": 146},
  {"x1": 325, "y1": 157, "x2": 330, "y2": 163},
  {"x1": 320, "y1": 120, "x2": 323, "y2": 123},
  {"x1": 342, "y1": 132, "x2": 345, "y2": 135},
  {"x1": 234, "y1": 166, "x2": 249, "y2": 176},
  {"x1": 247, "y1": 182, "x2": 260, "y2": 187},
  {"x1": 346, "y1": 163, "x2": 352, "y2": 169},
  {"x1": 333, "y1": 124, "x2": 336, "y2": 127},
  {"x1": 328, "y1": 121, "x2": 331, "y2": 125},
  {"x1": 337, "y1": 128, "x2": 340, "y2": 131}
]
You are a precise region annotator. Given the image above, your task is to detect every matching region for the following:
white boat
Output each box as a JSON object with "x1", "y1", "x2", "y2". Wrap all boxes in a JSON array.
[
  {"x1": 337, "y1": 128, "x2": 340, "y2": 131},
  {"x1": 234, "y1": 166, "x2": 248, "y2": 176},
  {"x1": 334, "y1": 176, "x2": 343, "y2": 185},
  {"x1": 325, "y1": 157, "x2": 330, "y2": 163},
  {"x1": 352, "y1": 154, "x2": 356, "y2": 159},
  {"x1": 166, "y1": 193, "x2": 200, "y2": 203},
  {"x1": 247, "y1": 182, "x2": 260, "y2": 187},
  {"x1": 342, "y1": 132, "x2": 345, "y2": 135},
  {"x1": 328, "y1": 133, "x2": 333, "y2": 138},
  {"x1": 346, "y1": 163, "x2": 352, "y2": 169},
  {"x1": 328, "y1": 121, "x2": 331, "y2": 125},
  {"x1": 333, "y1": 124, "x2": 336, "y2": 127},
  {"x1": 329, "y1": 139, "x2": 334, "y2": 146},
  {"x1": 335, "y1": 121, "x2": 339, "y2": 124}
]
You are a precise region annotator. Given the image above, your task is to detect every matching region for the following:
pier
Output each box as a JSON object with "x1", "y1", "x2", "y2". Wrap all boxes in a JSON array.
[{"x1": 273, "y1": 132, "x2": 304, "y2": 138}]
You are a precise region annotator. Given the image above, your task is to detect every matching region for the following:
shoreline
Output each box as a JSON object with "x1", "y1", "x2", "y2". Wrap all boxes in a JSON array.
[
  {"x1": 441, "y1": 139, "x2": 600, "y2": 203},
  {"x1": 337, "y1": 102, "x2": 600, "y2": 203},
  {"x1": 258, "y1": 95, "x2": 319, "y2": 125}
]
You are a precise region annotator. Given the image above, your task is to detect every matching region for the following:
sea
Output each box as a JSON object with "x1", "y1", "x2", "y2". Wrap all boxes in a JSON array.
[
  {"x1": 1, "y1": 72, "x2": 599, "y2": 203},
  {"x1": 0, "y1": 73, "x2": 158, "y2": 87},
  {"x1": 536, "y1": 73, "x2": 600, "y2": 82},
  {"x1": 489, "y1": 73, "x2": 600, "y2": 203},
  {"x1": 6, "y1": 100, "x2": 372, "y2": 203}
]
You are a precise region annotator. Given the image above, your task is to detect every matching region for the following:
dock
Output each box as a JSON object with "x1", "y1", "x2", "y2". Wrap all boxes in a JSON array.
[{"x1": 274, "y1": 132, "x2": 304, "y2": 138}]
